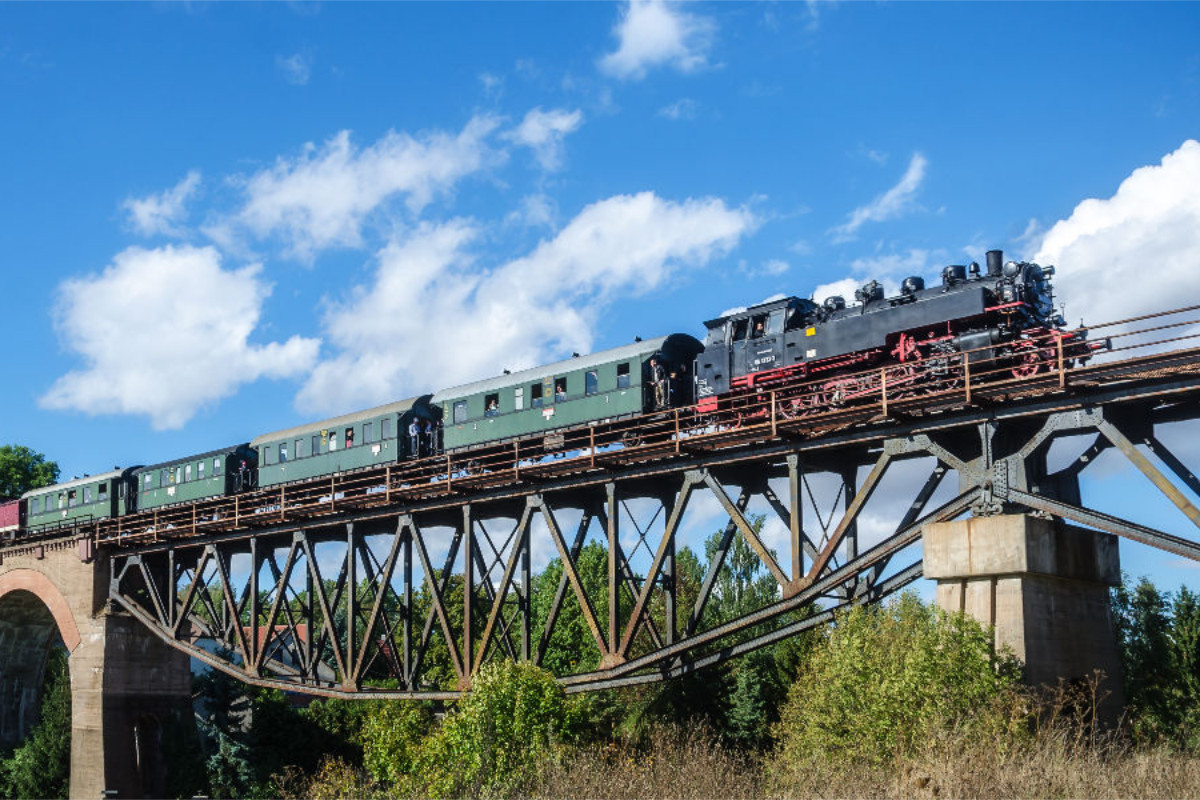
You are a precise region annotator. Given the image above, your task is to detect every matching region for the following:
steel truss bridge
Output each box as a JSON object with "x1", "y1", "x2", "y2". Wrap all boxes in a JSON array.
[{"x1": 6, "y1": 306, "x2": 1200, "y2": 699}]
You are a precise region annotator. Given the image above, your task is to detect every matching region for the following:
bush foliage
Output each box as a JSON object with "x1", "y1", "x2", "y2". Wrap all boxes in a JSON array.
[{"x1": 772, "y1": 593, "x2": 1022, "y2": 771}]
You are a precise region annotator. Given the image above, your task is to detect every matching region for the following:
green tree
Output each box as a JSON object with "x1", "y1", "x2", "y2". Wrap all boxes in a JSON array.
[
  {"x1": 0, "y1": 444, "x2": 59, "y2": 499},
  {"x1": 1112, "y1": 575, "x2": 1179, "y2": 741},
  {"x1": 0, "y1": 647, "x2": 71, "y2": 799},
  {"x1": 772, "y1": 593, "x2": 1021, "y2": 772},
  {"x1": 361, "y1": 699, "x2": 435, "y2": 787},
  {"x1": 406, "y1": 660, "x2": 571, "y2": 798}
]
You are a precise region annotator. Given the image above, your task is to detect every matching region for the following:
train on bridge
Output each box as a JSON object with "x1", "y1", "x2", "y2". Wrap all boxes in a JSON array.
[{"x1": 3, "y1": 249, "x2": 1096, "y2": 540}]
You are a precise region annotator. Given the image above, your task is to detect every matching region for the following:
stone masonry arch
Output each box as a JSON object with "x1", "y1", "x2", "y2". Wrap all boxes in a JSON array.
[{"x1": 0, "y1": 544, "x2": 191, "y2": 799}]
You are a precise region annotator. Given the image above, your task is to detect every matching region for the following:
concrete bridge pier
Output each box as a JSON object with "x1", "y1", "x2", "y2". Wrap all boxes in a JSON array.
[
  {"x1": 924, "y1": 514, "x2": 1125, "y2": 715},
  {"x1": 0, "y1": 544, "x2": 192, "y2": 800}
]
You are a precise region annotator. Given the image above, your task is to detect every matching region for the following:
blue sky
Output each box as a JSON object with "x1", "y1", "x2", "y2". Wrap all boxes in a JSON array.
[{"x1": 3, "y1": 1, "x2": 1200, "y2": 591}]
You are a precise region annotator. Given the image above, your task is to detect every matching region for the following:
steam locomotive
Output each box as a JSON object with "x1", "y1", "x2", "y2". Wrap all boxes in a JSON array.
[
  {"x1": 6, "y1": 249, "x2": 1086, "y2": 538},
  {"x1": 695, "y1": 248, "x2": 1081, "y2": 414}
]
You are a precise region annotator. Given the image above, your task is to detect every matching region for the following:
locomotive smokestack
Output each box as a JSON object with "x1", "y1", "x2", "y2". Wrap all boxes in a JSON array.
[{"x1": 986, "y1": 249, "x2": 1003, "y2": 277}]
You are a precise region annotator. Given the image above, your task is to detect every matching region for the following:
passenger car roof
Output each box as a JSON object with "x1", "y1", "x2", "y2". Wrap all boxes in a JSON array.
[
  {"x1": 251, "y1": 396, "x2": 426, "y2": 447},
  {"x1": 431, "y1": 336, "x2": 669, "y2": 402}
]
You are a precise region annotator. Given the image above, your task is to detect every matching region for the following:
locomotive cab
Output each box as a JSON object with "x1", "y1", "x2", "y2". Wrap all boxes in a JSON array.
[{"x1": 696, "y1": 297, "x2": 818, "y2": 404}]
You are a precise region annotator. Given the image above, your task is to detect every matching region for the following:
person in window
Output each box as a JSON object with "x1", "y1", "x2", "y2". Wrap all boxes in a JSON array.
[
  {"x1": 409, "y1": 418, "x2": 421, "y2": 459},
  {"x1": 753, "y1": 319, "x2": 765, "y2": 338},
  {"x1": 555, "y1": 382, "x2": 566, "y2": 402},
  {"x1": 650, "y1": 358, "x2": 668, "y2": 409},
  {"x1": 486, "y1": 399, "x2": 499, "y2": 417},
  {"x1": 345, "y1": 429, "x2": 354, "y2": 449}
]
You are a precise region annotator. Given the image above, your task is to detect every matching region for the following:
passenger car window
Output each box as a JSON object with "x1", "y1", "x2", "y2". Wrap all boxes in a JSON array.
[
  {"x1": 530, "y1": 384, "x2": 543, "y2": 408},
  {"x1": 214, "y1": 458, "x2": 222, "y2": 476},
  {"x1": 453, "y1": 401, "x2": 467, "y2": 424},
  {"x1": 585, "y1": 370, "x2": 599, "y2": 395},
  {"x1": 617, "y1": 362, "x2": 631, "y2": 389}
]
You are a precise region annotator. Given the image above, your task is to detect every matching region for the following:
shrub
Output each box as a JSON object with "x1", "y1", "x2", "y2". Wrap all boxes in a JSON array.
[
  {"x1": 361, "y1": 699, "x2": 434, "y2": 787},
  {"x1": 408, "y1": 660, "x2": 572, "y2": 798},
  {"x1": 771, "y1": 593, "x2": 1021, "y2": 773}
]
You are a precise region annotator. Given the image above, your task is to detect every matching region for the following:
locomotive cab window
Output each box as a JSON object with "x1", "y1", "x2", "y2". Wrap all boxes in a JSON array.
[
  {"x1": 750, "y1": 314, "x2": 769, "y2": 338},
  {"x1": 484, "y1": 393, "x2": 500, "y2": 416},
  {"x1": 585, "y1": 370, "x2": 599, "y2": 396},
  {"x1": 732, "y1": 318, "x2": 749, "y2": 341},
  {"x1": 767, "y1": 310, "x2": 785, "y2": 335},
  {"x1": 705, "y1": 324, "x2": 727, "y2": 346},
  {"x1": 617, "y1": 362, "x2": 631, "y2": 389},
  {"x1": 530, "y1": 384, "x2": 543, "y2": 408}
]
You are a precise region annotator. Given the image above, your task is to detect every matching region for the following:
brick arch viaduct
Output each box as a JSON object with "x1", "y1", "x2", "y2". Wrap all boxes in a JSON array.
[{"x1": 0, "y1": 542, "x2": 191, "y2": 800}]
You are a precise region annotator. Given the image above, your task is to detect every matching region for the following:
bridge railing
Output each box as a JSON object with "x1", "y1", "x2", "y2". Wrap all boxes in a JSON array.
[{"x1": 47, "y1": 303, "x2": 1200, "y2": 550}]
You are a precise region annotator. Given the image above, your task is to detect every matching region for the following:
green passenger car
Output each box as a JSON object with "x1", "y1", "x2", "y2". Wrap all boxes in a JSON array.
[
  {"x1": 433, "y1": 334, "x2": 703, "y2": 452},
  {"x1": 131, "y1": 444, "x2": 258, "y2": 512},
  {"x1": 252, "y1": 396, "x2": 440, "y2": 488},
  {"x1": 21, "y1": 468, "x2": 137, "y2": 531}
]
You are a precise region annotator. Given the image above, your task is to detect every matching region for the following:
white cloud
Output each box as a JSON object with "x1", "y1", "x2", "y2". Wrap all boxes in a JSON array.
[
  {"x1": 809, "y1": 249, "x2": 931, "y2": 306},
  {"x1": 41, "y1": 245, "x2": 319, "y2": 430},
  {"x1": 297, "y1": 192, "x2": 756, "y2": 414},
  {"x1": 847, "y1": 248, "x2": 933, "y2": 282},
  {"x1": 276, "y1": 53, "x2": 311, "y2": 86},
  {"x1": 658, "y1": 98, "x2": 698, "y2": 120},
  {"x1": 122, "y1": 171, "x2": 201, "y2": 238},
  {"x1": 1034, "y1": 139, "x2": 1200, "y2": 332},
  {"x1": 742, "y1": 258, "x2": 789, "y2": 279},
  {"x1": 231, "y1": 115, "x2": 502, "y2": 259},
  {"x1": 811, "y1": 277, "x2": 861, "y2": 307},
  {"x1": 599, "y1": 0, "x2": 716, "y2": 81},
  {"x1": 831, "y1": 153, "x2": 928, "y2": 242},
  {"x1": 505, "y1": 193, "x2": 558, "y2": 229},
  {"x1": 503, "y1": 107, "x2": 584, "y2": 171}
]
